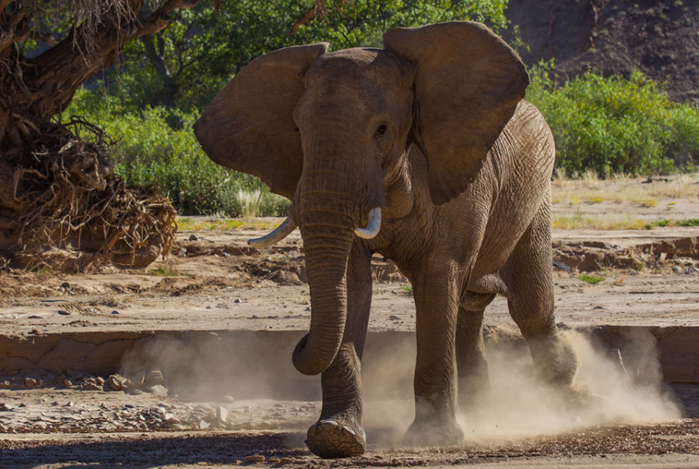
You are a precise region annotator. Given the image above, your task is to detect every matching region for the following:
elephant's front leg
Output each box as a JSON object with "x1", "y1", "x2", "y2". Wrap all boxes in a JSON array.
[
  {"x1": 404, "y1": 264, "x2": 465, "y2": 447},
  {"x1": 306, "y1": 242, "x2": 372, "y2": 458}
]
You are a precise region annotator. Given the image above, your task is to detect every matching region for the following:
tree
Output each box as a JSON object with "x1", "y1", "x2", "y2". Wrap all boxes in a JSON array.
[
  {"x1": 0, "y1": 0, "x2": 203, "y2": 270},
  {"x1": 109, "y1": 0, "x2": 510, "y2": 111}
]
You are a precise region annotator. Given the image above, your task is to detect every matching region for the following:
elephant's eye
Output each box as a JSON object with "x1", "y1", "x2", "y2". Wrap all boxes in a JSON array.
[{"x1": 375, "y1": 124, "x2": 387, "y2": 136}]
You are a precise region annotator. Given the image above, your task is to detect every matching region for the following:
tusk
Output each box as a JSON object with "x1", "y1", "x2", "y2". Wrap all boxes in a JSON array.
[
  {"x1": 248, "y1": 217, "x2": 297, "y2": 248},
  {"x1": 354, "y1": 207, "x2": 382, "y2": 239}
]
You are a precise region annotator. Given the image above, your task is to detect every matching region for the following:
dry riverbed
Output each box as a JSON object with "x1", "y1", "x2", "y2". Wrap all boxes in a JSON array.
[{"x1": 0, "y1": 174, "x2": 698, "y2": 468}]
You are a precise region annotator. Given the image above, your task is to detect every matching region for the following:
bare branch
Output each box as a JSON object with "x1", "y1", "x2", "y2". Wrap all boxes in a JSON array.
[
  {"x1": 290, "y1": 0, "x2": 325, "y2": 36},
  {"x1": 130, "y1": 0, "x2": 204, "y2": 39}
]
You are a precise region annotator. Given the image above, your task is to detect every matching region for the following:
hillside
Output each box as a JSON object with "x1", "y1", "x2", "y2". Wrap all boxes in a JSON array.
[{"x1": 506, "y1": 0, "x2": 699, "y2": 103}]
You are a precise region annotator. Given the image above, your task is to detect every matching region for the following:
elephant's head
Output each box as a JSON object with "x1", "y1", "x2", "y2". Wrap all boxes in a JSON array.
[{"x1": 193, "y1": 22, "x2": 528, "y2": 376}]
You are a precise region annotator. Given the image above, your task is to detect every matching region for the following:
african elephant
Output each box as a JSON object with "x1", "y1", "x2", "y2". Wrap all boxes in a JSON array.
[{"x1": 194, "y1": 21, "x2": 578, "y2": 458}]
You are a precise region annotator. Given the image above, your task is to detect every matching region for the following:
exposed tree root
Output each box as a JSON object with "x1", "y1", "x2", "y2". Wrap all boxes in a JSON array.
[{"x1": 0, "y1": 119, "x2": 176, "y2": 273}]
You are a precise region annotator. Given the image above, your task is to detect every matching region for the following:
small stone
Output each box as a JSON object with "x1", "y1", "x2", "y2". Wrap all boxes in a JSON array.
[
  {"x1": 108, "y1": 374, "x2": 126, "y2": 391},
  {"x1": 244, "y1": 455, "x2": 265, "y2": 464},
  {"x1": 215, "y1": 406, "x2": 228, "y2": 423},
  {"x1": 24, "y1": 377, "x2": 39, "y2": 388},
  {"x1": 198, "y1": 420, "x2": 210, "y2": 429},
  {"x1": 63, "y1": 378, "x2": 74, "y2": 388},
  {"x1": 57, "y1": 310, "x2": 71, "y2": 316},
  {"x1": 234, "y1": 298, "x2": 241, "y2": 304},
  {"x1": 267, "y1": 456, "x2": 280, "y2": 464},
  {"x1": 389, "y1": 315, "x2": 400, "y2": 320},
  {"x1": 145, "y1": 370, "x2": 164, "y2": 385},
  {"x1": 111, "y1": 310, "x2": 120, "y2": 315},
  {"x1": 278, "y1": 457, "x2": 293, "y2": 465},
  {"x1": 672, "y1": 266, "x2": 683, "y2": 273},
  {"x1": 148, "y1": 384, "x2": 168, "y2": 395},
  {"x1": 189, "y1": 234, "x2": 199, "y2": 241},
  {"x1": 0, "y1": 403, "x2": 16, "y2": 411},
  {"x1": 223, "y1": 395, "x2": 235, "y2": 403}
]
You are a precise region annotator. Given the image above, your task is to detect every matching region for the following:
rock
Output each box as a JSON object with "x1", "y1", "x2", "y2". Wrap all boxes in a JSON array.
[
  {"x1": 673, "y1": 266, "x2": 683, "y2": 273},
  {"x1": 148, "y1": 384, "x2": 168, "y2": 395},
  {"x1": 111, "y1": 310, "x2": 120, "y2": 315},
  {"x1": 215, "y1": 406, "x2": 228, "y2": 423},
  {"x1": 57, "y1": 310, "x2": 71, "y2": 316},
  {"x1": 267, "y1": 456, "x2": 280, "y2": 464},
  {"x1": 145, "y1": 370, "x2": 164, "y2": 385},
  {"x1": 223, "y1": 395, "x2": 235, "y2": 403},
  {"x1": 189, "y1": 234, "x2": 199, "y2": 241},
  {"x1": 108, "y1": 374, "x2": 127, "y2": 391},
  {"x1": 24, "y1": 377, "x2": 39, "y2": 388},
  {"x1": 244, "y1": 455, "x2": 265, "y2": 464},
  {"x1": 198, "y1": 419, "x2": 210, "y2": 429},
  {"x1": 278, "y1": 457, "x2": 294, "y2": 465},
  {"x1": 0, "y1": 403, "x2": 16, "y2": 411}
]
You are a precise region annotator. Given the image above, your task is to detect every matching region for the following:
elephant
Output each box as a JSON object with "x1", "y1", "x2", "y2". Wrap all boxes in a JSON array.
[{"x1": 193, "y1": 21, "x2": 578, "y2": 458}]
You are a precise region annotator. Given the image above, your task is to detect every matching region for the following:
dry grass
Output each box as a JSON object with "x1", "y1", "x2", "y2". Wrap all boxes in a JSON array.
[
  {"x1": 552, "y1": 214, "x2": 650, "y2": 230},
  {"x1": 552, "y1": 173, "x2": 698, "y2": 206},
  {"x1": 177, "y1": 217, "x2": 278, "y2": 232}
]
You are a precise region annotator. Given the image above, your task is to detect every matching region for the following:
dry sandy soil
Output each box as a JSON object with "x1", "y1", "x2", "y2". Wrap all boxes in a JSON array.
[{"x1": 0, "y1": 175, "x2": 698, "y2": 468}]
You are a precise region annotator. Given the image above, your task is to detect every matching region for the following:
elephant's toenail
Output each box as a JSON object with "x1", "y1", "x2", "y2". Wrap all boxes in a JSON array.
[
  {"x1": 343, "y1": 426, "x2": 356, "y2": 436},
  {"x1": 319, "y1": 420, "x2": 339, "y2": 427}
]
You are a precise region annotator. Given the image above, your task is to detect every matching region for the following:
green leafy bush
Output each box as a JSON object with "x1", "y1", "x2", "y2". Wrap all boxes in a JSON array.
[
  {"x1": 527, "y1": 64, "x2": 699, "y2": 177},
  {"x1": 64, "y1": 88, "x2": 290, "y2": 217}
]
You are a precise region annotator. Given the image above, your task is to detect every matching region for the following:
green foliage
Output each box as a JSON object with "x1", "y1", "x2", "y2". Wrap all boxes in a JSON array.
[
  {"x1": 100, "y1": 0, "x2": 510, "y2": 111},
  {"x1": 577, "y1": 274, "x2": 606, "y2": 285},
  {"x1": 65, "y1": 88, "x2": 290, "y2": 217},
  {"x1": 527, "y1": 63, "x2": 699, "y2": 177},
  {"x1": 646, "y1": 218, "x2": 699, "y2": 229}
]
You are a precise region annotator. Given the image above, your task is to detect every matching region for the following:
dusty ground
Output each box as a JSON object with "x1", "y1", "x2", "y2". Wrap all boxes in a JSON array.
[{"x1": 0, "y1": 175, "x2": 698, "y2": 468}]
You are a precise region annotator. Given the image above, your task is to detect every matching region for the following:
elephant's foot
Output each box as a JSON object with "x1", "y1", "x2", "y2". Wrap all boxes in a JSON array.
[
  {"x1": 403, "y1": 419, "x2": 464, "y2": 448},
  {"x1": 306, "y1": 419, "x2": 366, "y2": 458}
]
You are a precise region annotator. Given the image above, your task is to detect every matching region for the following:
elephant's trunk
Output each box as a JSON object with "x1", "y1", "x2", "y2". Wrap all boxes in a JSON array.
[
  {"x1": 290, "y1": 126, "x2": 384, "y2": 376},
  {"x1": 292, "y1": 204, "x2": 354, "y2": 375}
]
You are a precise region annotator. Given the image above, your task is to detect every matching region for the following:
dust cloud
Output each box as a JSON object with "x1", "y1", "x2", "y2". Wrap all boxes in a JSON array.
[
  {"x1": 453, "y1": 330, "x2": 681, "y2": 441},
  {"x1": 118, "y1": 328, "x2": 681, "y2": 447},
  {"x1": 363, "y1": 329, "x2": 682, "y2": 445}
]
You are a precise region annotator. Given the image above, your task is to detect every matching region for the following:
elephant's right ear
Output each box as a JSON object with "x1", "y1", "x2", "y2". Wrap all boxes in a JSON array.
[{"x1": 193, "y1": 43, "x2": 329, "y2": 200}]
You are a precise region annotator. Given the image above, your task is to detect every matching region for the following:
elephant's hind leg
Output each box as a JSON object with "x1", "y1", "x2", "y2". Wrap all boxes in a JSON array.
[
  {"x1": 456, "y1": 293, "x2": 495, "y2": 411},
  {"x1": 502, "y1": 202, "x2": 577, "y2": 386}
]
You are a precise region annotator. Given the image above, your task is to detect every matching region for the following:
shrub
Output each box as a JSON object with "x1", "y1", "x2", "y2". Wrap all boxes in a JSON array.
[
  {"x1": 527, "y1": 64, "x2": 699, "y2": 177},
  {"x1": 64, "y1": 88, "x2": 289, "y2": 217}
]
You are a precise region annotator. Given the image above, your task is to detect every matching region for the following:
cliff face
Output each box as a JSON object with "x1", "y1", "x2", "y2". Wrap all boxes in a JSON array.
[{"x1": 506, "y1": 0, "x2": 699, "y2": 103}]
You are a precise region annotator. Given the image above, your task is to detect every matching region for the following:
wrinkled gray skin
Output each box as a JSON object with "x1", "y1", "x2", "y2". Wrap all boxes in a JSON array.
[{"x1": 194, "y1": 22, "x2": 578, "y2": 459}]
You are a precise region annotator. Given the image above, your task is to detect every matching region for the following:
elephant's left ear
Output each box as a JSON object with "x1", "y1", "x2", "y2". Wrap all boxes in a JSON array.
[{"x1": 384, "y1": 22, "x2": 529, "y2": 205}]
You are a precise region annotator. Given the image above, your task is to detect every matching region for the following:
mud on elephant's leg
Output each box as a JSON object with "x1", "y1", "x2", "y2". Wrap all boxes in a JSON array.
[
  {"x1": 307, "y1": 343, "x2": 367, "y2": 458},
  {"x1": 456, "y1": 294, "x2": 495, "y2": 413},
  {"x1": 404, "y1": 272, "x2": 465, "y2": 448}
]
